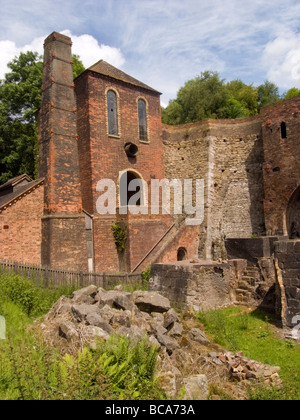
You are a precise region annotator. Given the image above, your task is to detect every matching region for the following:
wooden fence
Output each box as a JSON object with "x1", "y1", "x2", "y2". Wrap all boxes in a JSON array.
[{"x1": 0, "y1": 261, "x2": 143, "y2": 290}]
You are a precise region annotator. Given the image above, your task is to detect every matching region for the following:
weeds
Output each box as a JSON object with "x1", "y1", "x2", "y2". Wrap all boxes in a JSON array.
[{"x1": 0, "y1": 272, "x2": 162, "y2": 400}]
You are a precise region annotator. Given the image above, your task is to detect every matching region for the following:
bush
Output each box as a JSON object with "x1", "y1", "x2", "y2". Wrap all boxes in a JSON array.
[{"x1": 0, "y1": 273, "x2": 76, "y2": 316}]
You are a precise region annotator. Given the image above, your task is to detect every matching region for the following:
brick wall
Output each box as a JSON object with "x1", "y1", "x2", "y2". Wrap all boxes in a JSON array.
[
  {"x1": 0, "y1": 183, "x2": 44, "y2": 264},
  {"x1": 261, "y1": 96, "x2": 300, "y2": 236},
  {"x1": 75, "y1": 70, "x2": 171, "y2": 272}
]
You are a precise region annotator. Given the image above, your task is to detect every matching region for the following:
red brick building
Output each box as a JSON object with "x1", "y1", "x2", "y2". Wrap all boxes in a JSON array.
[{"x1": 1, "y1": 31, "x2": 300, "y2": 278}]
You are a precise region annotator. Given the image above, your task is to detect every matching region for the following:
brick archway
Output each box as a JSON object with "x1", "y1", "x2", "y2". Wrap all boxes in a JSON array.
[{"x1": 287, "y1": 186, "x2": 300, "y2": 239}]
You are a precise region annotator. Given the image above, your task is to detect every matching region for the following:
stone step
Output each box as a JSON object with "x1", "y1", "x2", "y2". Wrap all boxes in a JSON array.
[
  {"x1": 236, "y1": 288, "x2": 252, "y2": 298},
  {"x1": 238, "y1": 281, "x2": 254, "y2": 291},
  {"x1": 241, "y1": 276, "x2": 256, "y2": 286}
]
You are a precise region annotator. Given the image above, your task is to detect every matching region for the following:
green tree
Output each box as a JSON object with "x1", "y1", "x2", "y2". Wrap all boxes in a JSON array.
[
  {"x1": 284, "y1": 87, "x2": 300, "y2": 100},
  {"x1": 162, "y1": 71, "x2": 228, "y2": 125},
  {"x1": 0, "y1": 52, "x2": 85, "y2": 184},
  {"x1": 257, "y1": 81, "x2": 281, "y2": 110},
  {"x1": 223, "y1": 80, "x2": 258, "y2": 117}
]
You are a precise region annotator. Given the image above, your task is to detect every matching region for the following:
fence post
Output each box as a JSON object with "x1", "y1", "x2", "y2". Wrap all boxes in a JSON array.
[
  {"x1": 44, "y1": 267, "x2": 49, "y2": 288},
  {"x1": 79, "y1": 271, "x2": 84, "y2": 288},
  {"x1": 13, "y1": 262, "x2": 18, "y2": 275},
  {"x1": 103, "y1": 272, "x2": 107, "y2": 288}
]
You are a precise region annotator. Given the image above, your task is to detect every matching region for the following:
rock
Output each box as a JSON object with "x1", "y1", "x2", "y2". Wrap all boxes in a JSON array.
[
  {"x1": 111, "y1": 311, "x2": 131, "y2": 328},
  {"x1": 59, "y1": 321, "x2": 79, "y2": 341},
  {"x1": 99, "y1": 304, "x2": 119, "y2": 323},
  {"x1": 84, "y1": 325, "x2": 109, "y2": 340},
  {"x1": 182, "y1": 375, "x2": 209, "y2": 400},
  {"x1": 71, "y1": 285, "x2": 98, "y2": 304},
  {"x1": 150, "y1": 320, "x2": 168, "y2": 337},
  {"x1": 71, "y1": 304, "x2": 101, "y2": 322},
  {"x1": 113, "y1": 294, "x2": 134, "y2": 311},
  {"x1": 117, "y1": 325, "x2": 145, "y2": 343},
  {"x1": 163, "y1": 308, "x2": 179, "y2": 330},
  {"x1": 188, "y1": 328, "x2": 210, "y2": 346},
  {"x1": 47, "y1": 296, "x2": 71, "y2": 319},
  {"x1": 157, "y1": 334, "x2": 180, "y2": 353},
  {"x1": 135, "y1": 292, "x2": 171, "y2": 313},
  {"x1": 85, "y1": 312, "x2": 114, "y2": 334},
  {"x1": 168, "y1": 322, "x2": 183, "y2": 338}
]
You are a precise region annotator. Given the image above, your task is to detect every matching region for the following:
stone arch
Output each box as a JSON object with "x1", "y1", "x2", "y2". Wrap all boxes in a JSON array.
[{"x1": 287, "y1": 186, "x2": 300, "y2": 239}]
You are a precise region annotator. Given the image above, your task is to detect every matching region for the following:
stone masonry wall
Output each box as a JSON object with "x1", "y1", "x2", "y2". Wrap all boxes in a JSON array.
[
  {"x1": 274, "y1": 240, "x2": 300, "y2": 328},
  {"x1": 163, "y1": 117, "x2": 265, "y2": 260}
]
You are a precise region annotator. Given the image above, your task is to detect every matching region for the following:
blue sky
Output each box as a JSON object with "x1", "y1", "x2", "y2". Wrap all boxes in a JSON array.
[{"x1": 1, "y1": 0, "x2": 300, "y2": 106}]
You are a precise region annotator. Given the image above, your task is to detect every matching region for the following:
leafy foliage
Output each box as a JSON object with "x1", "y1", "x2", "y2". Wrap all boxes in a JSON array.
[
  {"x1": 112, "y1": 223, "x2": 128, "y2": 252},
  {"x1": 162, "y1": 73, "x2": 289, "y2": 125},
  {"x1": 0, "y1": 52, "x2": 85, "y2": 184}
]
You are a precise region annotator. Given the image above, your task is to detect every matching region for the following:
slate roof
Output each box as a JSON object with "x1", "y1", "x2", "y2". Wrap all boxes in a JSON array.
[
  {"x1": 85, "y1": 60, "x2": 161, "y2": 95},
  {"x1": 0, "y1": 175, "x2": 44, "y2": 211}
]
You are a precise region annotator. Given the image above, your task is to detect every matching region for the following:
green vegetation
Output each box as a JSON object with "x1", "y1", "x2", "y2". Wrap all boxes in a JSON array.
[
  {"x1": 111, "y1": 223, "x2": 128, "y2": 252},
  {"x1": 162, "y1": 72, "x2": 299, "y2": 125},
  {"x1": 0, "y1": 272, "x2": 162, "y2": 400},
  {"x1": 0, "y1": 52, "x2": 85, "y2": 184},
  {"x1": 197, "y1": 307, "x2": 300, "y2": 400}
]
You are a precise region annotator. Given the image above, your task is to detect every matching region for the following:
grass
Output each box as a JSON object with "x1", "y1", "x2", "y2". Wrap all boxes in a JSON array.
[
  {"x1": 197, "y1": 306, "x2": 300, "y2": 400},
  {"x1": 0, "y1": 272, "x2": 163, "y2": 400}
]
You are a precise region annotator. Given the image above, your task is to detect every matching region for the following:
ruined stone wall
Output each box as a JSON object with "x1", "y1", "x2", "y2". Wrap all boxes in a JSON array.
[
  {"x1": 274, "y1": 240, "x2": 300, "y2": 328},
  {"x1": 163, "y1": 117, "x2": 264, "y2": 260},
  {"x1": 149, "y1": 261, "x2": 232, "y2": 312},
  {"x1": 208, "y1": 118, "x2": 265, "y2": 259},
  {"x1": 261, "y1": 97, "x2": 300, "y2": 237}
]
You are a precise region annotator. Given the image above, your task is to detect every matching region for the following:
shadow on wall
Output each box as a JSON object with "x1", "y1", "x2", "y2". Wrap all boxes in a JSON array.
[{"x1": 245, "y1": 131, "x2": 266, "y2": 237}]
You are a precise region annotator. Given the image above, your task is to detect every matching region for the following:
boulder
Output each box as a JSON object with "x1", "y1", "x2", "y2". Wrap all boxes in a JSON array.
[
  {"x1": 163, "y1": 308, "x2": 179, "y2": 330},
  {"x1": 71, "y1": 285, "x2": 98, "y2": 304},
  {"x1": 135, "y1": 292, "x2": 171, "y2": 313},
  {"x1": 85, "y1": 312, "x2": 114, "y2": 334},
  {"x1": 59, "y1": 320, "x2": 79, "y2": 342},
  {"x1": 71, "y1": 304, "x2": 101, "y2": 322},
  {"x1": 168, "y1": 322, "x2": 183, "y2": 338},
  {"x1": 188, "y1": 328, "x2": 211, "y2": 346},
  {"x1": 182, "y1": 375, "x2": 209, "y2": 400},
  {"x1": 157, "y1": 334, "x2": 180, "y2": 353},
  {"x1": 113, "y1": 294, "x2": 134, "y2": 311},
  {"x1": 84, "y1": 325, "x2": 110, "y2": 341}
]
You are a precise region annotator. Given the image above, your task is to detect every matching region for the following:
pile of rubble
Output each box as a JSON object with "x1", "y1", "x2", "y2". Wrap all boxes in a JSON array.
[
  {"x1": 41, "y1": 284, "x2": 282, "y2": 399},
  {"x1": 208, "y1": 351, "x2": 281, "y2": 386}
]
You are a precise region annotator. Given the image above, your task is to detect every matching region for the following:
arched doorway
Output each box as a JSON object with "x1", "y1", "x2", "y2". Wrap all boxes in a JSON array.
[
  {"x1": 177, "y1": 247, "x2": 188, "y2": 261},
  {"x1": 287, "y1": 186, "x2": 300, "y2": 239},
  {"x1": 119, "y1": 171, "x2": 144, "y2": 207}
]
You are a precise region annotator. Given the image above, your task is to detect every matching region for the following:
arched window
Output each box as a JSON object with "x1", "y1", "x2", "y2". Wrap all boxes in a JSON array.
[
  {"x1": 107, "y1": 90, "x2": 119, "y2": 136},
  {"x1": 281, "y1": 122, "x2": 287, "y2": 139},
  {"x1": 177, "y1": 247, "x2": 188, "y2": 261},
  {"x1": 119, "y1": 171, "x2": 143, "y2": 207},
  {"x1": 138, "y1": 99, "x2": 148, "y2": 142}
]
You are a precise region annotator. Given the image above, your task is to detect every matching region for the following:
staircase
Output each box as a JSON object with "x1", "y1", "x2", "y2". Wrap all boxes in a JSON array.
[{"x1": 235, "y1": 265, "x2": 261, "y2": 305}]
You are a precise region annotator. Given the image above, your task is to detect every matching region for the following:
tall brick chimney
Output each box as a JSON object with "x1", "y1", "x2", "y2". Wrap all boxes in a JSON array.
[{"x1": 39, "y1": 32, "x2": 88, "y2": 270}]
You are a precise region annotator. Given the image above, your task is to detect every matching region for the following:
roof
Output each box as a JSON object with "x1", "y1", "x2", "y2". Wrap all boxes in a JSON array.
[
  {"x1": 0, "y1": 177, "x2": 44, "y2": 211},
  {"x1": 85, "y1": 60, "x2": 161, "y2": 95},
  {"x1": 0, "y1": 174, "x2": 33, "y2": 192}
]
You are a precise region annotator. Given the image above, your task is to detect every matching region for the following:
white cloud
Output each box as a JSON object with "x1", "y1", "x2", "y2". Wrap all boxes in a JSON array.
[
  {"x1": 0, "y1": 30, "x2": 125, "y2": 80},
  {"x1": 262, "y1": 31, "x2": 300, "y2": 89}
]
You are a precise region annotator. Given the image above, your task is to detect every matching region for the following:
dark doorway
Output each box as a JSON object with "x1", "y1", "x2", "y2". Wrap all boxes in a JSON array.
[
  {"x1": 119, "y1": 171, "x2": 143, "y2": 207},
  {"x1": 177, "y1": 247, "x2": 188, "y2": 261},
  {"x1": 287, "y1": 186, "x2": 300, "y2": 238}
]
